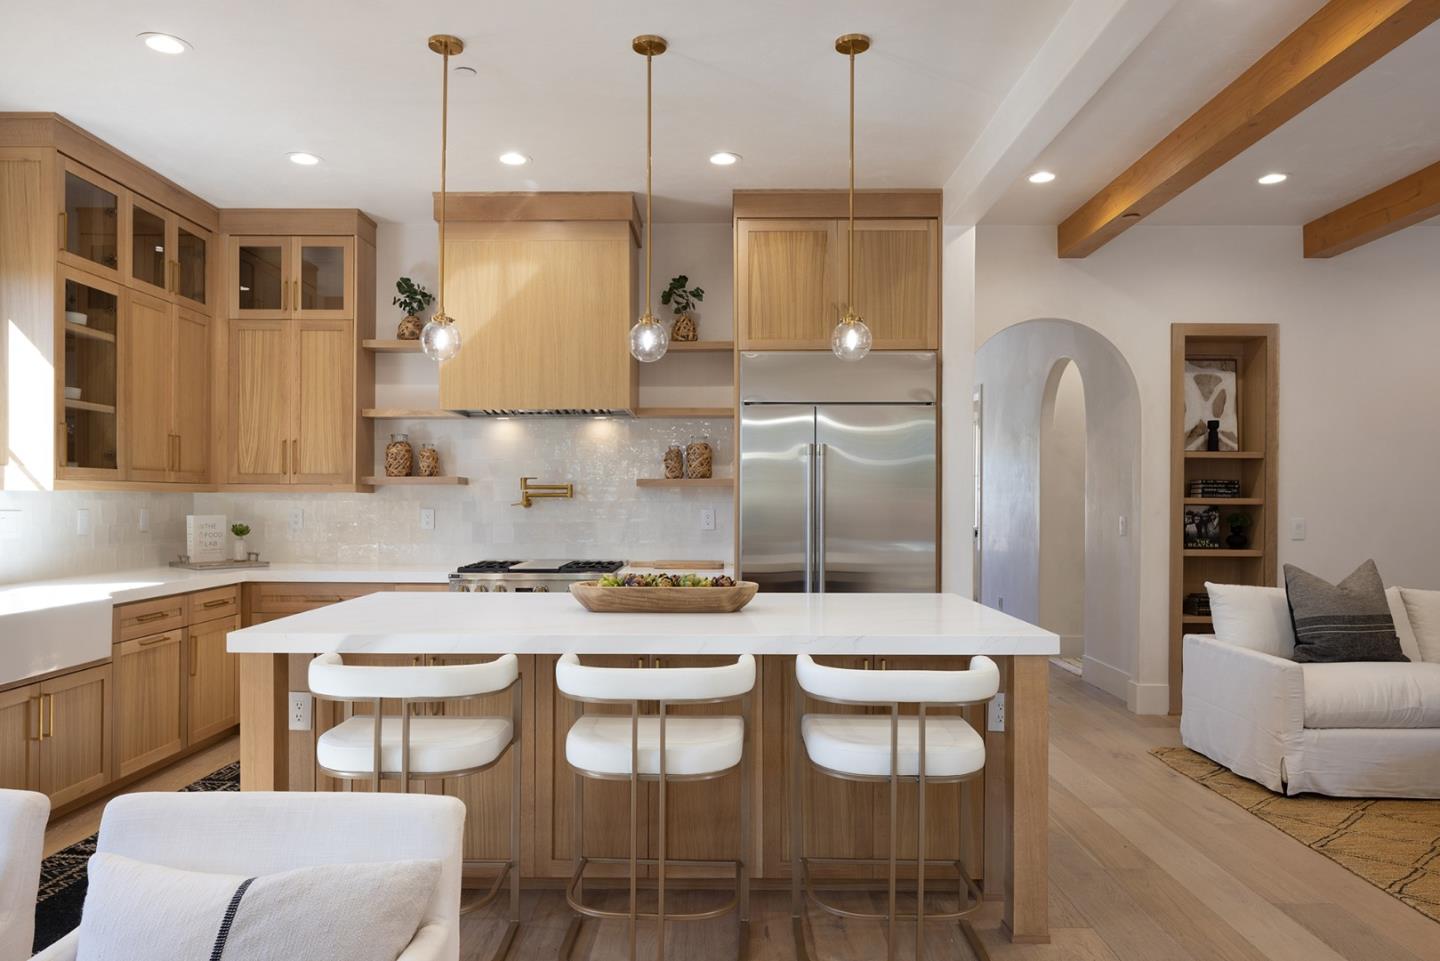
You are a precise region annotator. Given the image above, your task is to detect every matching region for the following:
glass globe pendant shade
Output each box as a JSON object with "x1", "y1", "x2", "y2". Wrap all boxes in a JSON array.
[
  {"x1": 629, "y1": 313, "x2": 669, "y2": 362},
  {"x1": 420, "y1": 312, "x2": 462, "y2": 362},
  {"x1": 831, "y1": 310, "x2": 873, "y2": 361}
]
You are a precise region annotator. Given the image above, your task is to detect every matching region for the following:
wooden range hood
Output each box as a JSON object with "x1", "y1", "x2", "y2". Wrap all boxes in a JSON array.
[{"x1": 432, "y1": 192, "x2": 641, "y2": 415}]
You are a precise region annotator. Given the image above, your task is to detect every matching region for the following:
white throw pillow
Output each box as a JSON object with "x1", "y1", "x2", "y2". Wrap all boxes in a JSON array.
[
  {"x1": 1205, "y1": 583, "x2": 1295, "y2": 658},
  {"x1": 1400, "y1": 587, "x2": 1440, "y2": 663},
  {"x1": 1386, "y1": 586, "x2": 1422, "y2": 662},
  {"x1": 77, "y1": 852, "x2": 439, "y2": 961}
]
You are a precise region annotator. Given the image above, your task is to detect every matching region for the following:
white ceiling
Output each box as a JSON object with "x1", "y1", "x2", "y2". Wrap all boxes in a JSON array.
[
  {"x1": 0, "y1": 0, "x2": 1072, "y2": 223},
  {"x1": 981, "y1": 3, "x2": 1440, "y2": 228}
]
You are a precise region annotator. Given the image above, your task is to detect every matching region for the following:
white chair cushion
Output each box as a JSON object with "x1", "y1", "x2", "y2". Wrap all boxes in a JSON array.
[
  {"x1": 556, "y1": 653, "x2": 755, "y2": 702},
  {"x1": 76, "y1": 852, "x2": 438, "y2": 961},
  {"x1": 1302, "y1": 662, "x2": 1440, "y2": 729},
  {"x1": 310, "y1": 652, "x2": 517, "y2": 699},
  {"x1": 1387, "y1": 587, "x2": 1422, "y2": 662},
  {"x1": 800, "y1": 715, "x2": 985, "y2": 778},
  {"x1": 566, "y1": 715, "x2": 745, "y2": 776},
  {"x1": 795, "y1": 654, "x2": 999, "y2": 705},
  {"x1": 1206, "y1": 583, "x2": 1295, "y2": 658},
  {"x1": 317, "y1": 716, "x2": 512, "y2": 775},
  {"x1": 1400, "y1": 588, "x2": 1440, "y2": 663}
]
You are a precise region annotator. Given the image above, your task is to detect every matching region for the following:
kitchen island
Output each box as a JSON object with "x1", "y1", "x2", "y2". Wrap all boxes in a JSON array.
[{"x1": 230, "y1": 591, "x2": 1057, "y2": 943}]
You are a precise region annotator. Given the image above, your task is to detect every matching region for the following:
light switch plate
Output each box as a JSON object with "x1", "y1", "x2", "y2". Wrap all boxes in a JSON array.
[
  {"x1": 1290, "y1": 517, "x2": 1307, "y2": 541},
  {"x1": 419, "y1": 508, "x2": 435, "y2": 531}
]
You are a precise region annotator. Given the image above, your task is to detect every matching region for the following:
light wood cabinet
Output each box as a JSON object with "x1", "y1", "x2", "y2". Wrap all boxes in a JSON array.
[
  {"x1": 123, "y1": 290, "x2": 209, "y2": 483},
  {"x1": 293, "y1": 320, "x2": 354, "y2": 483},
  {"x1": 114, "y1": 631, "x2": 185, "y2": 778},
  {"x1": 188, "y1": 614, "x2": 240, "y2": 742},
  {"x1": 736, "y1": 216, "x2": 939, "y2": 351},
  {"x1": 227, "y1": 319, "x2": 291, "y2": 483},
  {"x1": 57, "y1": 157, "x2": 124, "y2": 282},
  {"x1": 56, "y1": 268, "x2": 122, "y2": 481},
  {"x1": 228, "y1": 236, "x2": 354, "y2": 320},
  {"x1": 38, "y1": 664, "x2": 113, "y2": 808},
  {"x1": 0, "y1": 686, "x2": 41, "y2": 791},
  {"x1": 127, "y1": 196, "x2": 213, "y2": 311}
]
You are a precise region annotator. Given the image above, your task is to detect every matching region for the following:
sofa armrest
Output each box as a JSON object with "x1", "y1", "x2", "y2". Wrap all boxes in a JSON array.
[
  {"x1": 1180, "y1": 634, "x2": 1304, "y2": 792},
  {"x1": 395, "y1": 921, "x2": 453, "y2": 961},
  {"x1": 31, "y1": 930, "x2": 79, "y2": 961}
]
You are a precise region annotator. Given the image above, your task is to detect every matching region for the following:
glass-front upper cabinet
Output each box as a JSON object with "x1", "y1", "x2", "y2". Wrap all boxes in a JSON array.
[
  {"x1": 175, "y1": 219, "x2": 210, "y2": 308},
  {"x1": 229, "y1": 236, "x2": 290, "y2": 318},
  {"x1": 58, "y1": 269, "x2": 121, "y2": 477},
  {"x1": 58, "y1": 160, "x2": 124, "y2": 280},
  {"x1": 296, "y1": 237, "x2": 353, "y2": 318},
  {"x1": 229, "y1": 236, "x2": 353, "y2": 319},
  {"x1": 129, "y1": 196, "x2": 171, "y2": 298}
]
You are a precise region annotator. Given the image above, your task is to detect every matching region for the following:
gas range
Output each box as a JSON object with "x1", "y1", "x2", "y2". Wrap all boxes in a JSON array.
[{"x1": 448, "y1": 559, "x2": 625, "y2": 593}]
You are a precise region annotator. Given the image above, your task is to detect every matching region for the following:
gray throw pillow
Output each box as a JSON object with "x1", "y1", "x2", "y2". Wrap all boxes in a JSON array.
[{"x1": 1283, "y1": 560, "x2": 1407, "y2": 663}]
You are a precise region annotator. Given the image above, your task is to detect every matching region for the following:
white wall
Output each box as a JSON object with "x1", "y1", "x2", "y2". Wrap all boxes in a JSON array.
[
  {"x1": 965, "y1": 224, "x2": 1440, "y2": 711},
  {"x1": 1039, "y1": 361, "x2": 1086, "y2": 654},
  {"x1": 940, "y1": 226, "x2": 978, "y2": 596}
]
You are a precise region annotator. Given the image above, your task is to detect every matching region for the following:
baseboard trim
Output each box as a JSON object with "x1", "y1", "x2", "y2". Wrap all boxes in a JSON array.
[
  {"x1": 1127, "y1": 680, "x2": 1170, "y2": 716},
  {"x1": 1079, "y1": 654, "x2": 1129, "y2": 702}
]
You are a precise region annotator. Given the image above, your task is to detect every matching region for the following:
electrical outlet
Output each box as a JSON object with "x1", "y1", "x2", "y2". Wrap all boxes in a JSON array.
[
  {"x1": 288, "y1": 692, "x2": 313, "y2": 731},
  {"x1": 1290, "y1": 517, "x2": 1307, "y2": 541},
  {"x1": 699, "y1": 508, "x2": 716, "y2": 532},
  {"x1": 0, "y1": 510, "x2": 20, "y2": 542},
  {"x1": 137, "y1": 508, "x2": 150, "y2": 533},
  {"x1": 76, "y1": 508, "x2": 91, "y2": 536},
  {"x1": 288, "y1": 508, "x2": 305, "y2": 535},
  {"x1": 419, "y1": 508, "x2": 436, "y2": 531},
  {"x1": 987, "y1": 693, "x2": 1006, "y2": 732}
]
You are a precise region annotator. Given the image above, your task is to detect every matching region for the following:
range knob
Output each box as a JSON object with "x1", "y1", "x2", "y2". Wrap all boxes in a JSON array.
[
  {"x1": 534, "y1": 585, "x2": 550, "y2": 593},
  {"x1": 450, "y1": 581, "x2": 468, "y2": 593},
  {"x1": 493, "y1": 584, "x2": 508, "y2": 592},
  {"x1": 473, "y1": 584, "x2": 489, "y2": 593}
]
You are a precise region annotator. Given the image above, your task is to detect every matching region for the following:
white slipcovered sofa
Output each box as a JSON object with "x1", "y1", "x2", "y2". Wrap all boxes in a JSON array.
[
  {"x1": 1181, "y1": 584, "x2": 1440, "y2": 798},
  {"x1": 0, "y1": 789, "x2": 47, "y2": 961}
]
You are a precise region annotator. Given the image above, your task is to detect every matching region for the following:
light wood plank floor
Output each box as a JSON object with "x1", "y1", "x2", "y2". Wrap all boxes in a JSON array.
[{"x1": 45, "y1": 667, "x2": 1440, "y2": 960}]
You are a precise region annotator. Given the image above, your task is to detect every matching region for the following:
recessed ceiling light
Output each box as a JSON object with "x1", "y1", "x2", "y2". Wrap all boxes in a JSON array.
[
  {"x1": 287, "y1": 152, "x2": 321, "y2": 166},
  {"x1": 1027, "y1": 170, "x2": 1056, "y2": 184},
  {"x1": 498, "y1": 151, "x2": 530, "y2": 166},
  {"x1": 453, "y1": 66, "x2": 477, "y2": 76},
  {"x1": 1257, "y1": 172, "x2": 1288, "y2": 185},
  {"x1": 138, "y1": 32, "x2": 190, "y2": 55},
  {"x1": 709, "y1": 151, "x2": 741, "y2": 166}
]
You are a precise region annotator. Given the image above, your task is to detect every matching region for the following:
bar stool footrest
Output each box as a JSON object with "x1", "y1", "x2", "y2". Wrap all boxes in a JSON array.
[
  {"x1": 565, "y1": 856, "x2": 743, "y2": 922},
  {"x1": 798, "y1": 855, "x2": 984, "y2": 922}
]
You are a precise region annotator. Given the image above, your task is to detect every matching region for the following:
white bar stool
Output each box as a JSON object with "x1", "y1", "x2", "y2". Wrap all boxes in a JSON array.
[
  {"x1": 790, "y1": 654, "x2": 1000, "y2": 961},
  {"x1": 308, "y1": 652, "x2": 522, "y2": 961},
  {"x1": 555, "y1": 653, "x2": 756, "y2": 961}
]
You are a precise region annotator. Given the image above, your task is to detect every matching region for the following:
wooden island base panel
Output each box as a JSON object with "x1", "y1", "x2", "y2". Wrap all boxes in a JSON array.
[{"x1": 232, "y1": 591, "x2": 1056, "y2": 944}]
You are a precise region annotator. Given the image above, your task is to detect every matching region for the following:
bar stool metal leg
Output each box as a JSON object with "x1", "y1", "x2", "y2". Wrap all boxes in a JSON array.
[
  {"x1": 791, "y1": 673, "x2": 809, "y2": 961},
  {"x1": 888, "y1": 705, "x2": 898, "y2": 961}
]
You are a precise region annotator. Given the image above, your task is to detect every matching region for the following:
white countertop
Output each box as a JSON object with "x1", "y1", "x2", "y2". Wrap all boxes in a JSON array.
[{"x1": 227, "y1": 591, "x2": 1059, "y2": 656}]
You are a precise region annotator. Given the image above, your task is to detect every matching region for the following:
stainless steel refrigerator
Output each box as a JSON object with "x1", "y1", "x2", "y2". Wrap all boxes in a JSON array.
[{"x1": 739, "y1": 352, "x2": 937, "y2": 593}]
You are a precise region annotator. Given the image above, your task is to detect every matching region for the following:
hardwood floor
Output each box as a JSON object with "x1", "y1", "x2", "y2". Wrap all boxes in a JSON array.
[{"x1": 44, "y1": 668, "x2": 1440, "y2": 960}]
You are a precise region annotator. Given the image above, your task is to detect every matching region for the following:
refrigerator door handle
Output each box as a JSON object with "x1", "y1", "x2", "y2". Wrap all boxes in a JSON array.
[
  {"x1": 816, "y1": 442, "x2": 827, "y2": 593},
  {"x1": 803, "y1": 442, "x2": 815, "y2": 593}
]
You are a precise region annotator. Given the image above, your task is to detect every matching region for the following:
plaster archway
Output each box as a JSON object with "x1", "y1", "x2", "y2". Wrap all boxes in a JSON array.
[{"x1": 974, "y1": 318, "x2": 1142, "y2": 707}]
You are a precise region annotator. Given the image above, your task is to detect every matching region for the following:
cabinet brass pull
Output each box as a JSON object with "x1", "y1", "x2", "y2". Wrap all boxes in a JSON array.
[
  {"x1": 172, "y1": 259, "x2": 181, "y2": 294},
  {"x1": 202, "y1": 598, "x2": 229, "y2": 608},
  {"x1": 293, "y1": 279, "x2": 300, "y2": 310},
  {"x1": 190, "y1": 635, "x2": 198, "y2": 676},
  {"x1": 281, "y1": 439, "x2": 288, "y2": 475},
  {"x1": 655, "y1": 657, "x2": 664, "y2": 669},
  {"x1": 303, "y1": 596, "x2": 343, "y2": 604},
  {"x1": 135, "y1": 611, "x2": 168, "y2": 623},
  {"x1": 29, "y1": 696, "x2": 42, "y2": 741},
  {"x1": 292, "y1": 439, "x2": 299, "y2": 473},
  {"x1": 880, "y1": 659, "x2": 888, "y2": 671},
  {"x1": 637, "y1": 658, "x2": 644, "y2": 669},
  {"x1": 58, "y1": 211, "x2": 67, "y2": 251},
  {"x1": 47, "y1": 694, "x2": 55, "y2": 739},
  {"x1": 281, "y1": 277, "x2": 288, "y2": 311},
  {"x1": 138, "y1": 633, "x2": 172, "y2": 646}
]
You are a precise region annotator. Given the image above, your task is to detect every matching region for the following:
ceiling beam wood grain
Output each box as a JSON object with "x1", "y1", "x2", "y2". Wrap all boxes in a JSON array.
[
  {"x1": 1303, "y1": 159, "x2": 1440, "y2": 257},
  {"x1": 1056, "y1": 0, "x2": 1440, "y2": 259}
]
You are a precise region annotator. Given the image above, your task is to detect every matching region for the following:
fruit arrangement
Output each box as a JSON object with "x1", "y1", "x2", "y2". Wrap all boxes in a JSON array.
[{"x1": 597, "y1": 572, "x2": 737, "y2": 588}]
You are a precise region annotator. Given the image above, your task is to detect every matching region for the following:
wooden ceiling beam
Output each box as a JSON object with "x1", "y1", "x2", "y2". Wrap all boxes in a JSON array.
[
  {"x1": 1303, "y1": 159, "x2": 1440, "y2": 257},
  {"x1": 1056, "y1": 0, "x2": 1440, "y2": 258}
]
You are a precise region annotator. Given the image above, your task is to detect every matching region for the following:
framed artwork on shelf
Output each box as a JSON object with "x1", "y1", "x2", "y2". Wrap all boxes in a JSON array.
[
  {"x1": 1183, "y1": 357, "x2": 1240, "y2": 451},
  {"x1": 1183, "y1": 505, "x2": 1221, "y2": 549}
]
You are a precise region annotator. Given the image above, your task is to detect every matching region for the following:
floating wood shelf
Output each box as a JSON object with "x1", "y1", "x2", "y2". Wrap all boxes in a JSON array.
[
  {"x1": 1183, "y1": 549, "x2": 1263, "y2": 558},
  {"x1": 633, "y1": 406, "x2": 734, "y2": 419},
  {"x1": 1182, "y1": 615, "x2": 1214, "y2": 625},
  {"x1": 1184, "y1": 451, "x2": 1265, "y2": 460},
  {"x1": 362, "y1": 475, "x2": 468, "y2": 486},
  {"x1": 362, "y1": 339, "x2": 424, "y2": 353},
  {"x1": 664, "y1": 340, "x2": 734, "y2": 353},
  {"x1": 362, "y1": 408, "x2": 468, "y2": 419},
  {"x1": 1182, "y1": 497, "x2": 1263, "y2": 506},
  {"x1": 635, "y1": 477, "x2": 734, "y2": 489},
  {"x1": 64, "y1": 398, "x2": 116, "y2": 414},
  {"x1": 65, "y1": 322, "x2": 116, "y2": 343}
]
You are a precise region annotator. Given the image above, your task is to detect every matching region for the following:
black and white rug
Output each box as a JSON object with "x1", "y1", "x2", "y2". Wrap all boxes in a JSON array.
[{"x1": 32, "y1": 762, "x2": 240, "y2": 952}]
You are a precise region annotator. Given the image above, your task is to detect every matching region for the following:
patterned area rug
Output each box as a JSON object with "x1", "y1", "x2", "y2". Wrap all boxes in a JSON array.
[
  {"x1": 1152, "y1": 747, "x2": 1440, "y2": 923},
  {"x1": 32, "y1": 761, "x2": 240, "y2": 952}
]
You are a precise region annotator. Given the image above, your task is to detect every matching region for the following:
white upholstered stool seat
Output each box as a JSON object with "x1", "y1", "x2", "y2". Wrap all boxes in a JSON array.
[
  {"x1": 801, "y1": 714, "x2": 985, "y2": 778},
  {"x1": 317, "y1": 716, "x2": 513, "y2": 776},
  {"x1": 567, "y1": 715, "x2": 745, "y2": 777}
]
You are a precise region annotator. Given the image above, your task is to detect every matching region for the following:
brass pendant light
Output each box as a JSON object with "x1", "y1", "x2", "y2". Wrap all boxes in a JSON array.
[
  {"x1": 421, "y1": 34, "x2": 464, "y2": 363},
  {"x1": 832, "y1": 33, "x2": 874, "y2": 362},
  {"x1": 628, "y1": 34, "x2": 670, "y2": 363}
]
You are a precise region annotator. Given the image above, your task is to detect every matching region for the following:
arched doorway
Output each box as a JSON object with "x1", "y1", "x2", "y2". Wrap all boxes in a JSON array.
[{"x1": 1039, "y1": 359, "x2": 1086, "y2": 672}]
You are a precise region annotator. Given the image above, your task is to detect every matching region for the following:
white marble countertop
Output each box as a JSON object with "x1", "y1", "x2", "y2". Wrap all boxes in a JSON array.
[{"x1": 227, "y1": 591, "x2": 1059, "y2": 656}]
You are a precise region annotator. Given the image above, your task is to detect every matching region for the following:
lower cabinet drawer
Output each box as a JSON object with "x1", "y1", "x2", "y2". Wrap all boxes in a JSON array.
[
  {"x1": 249, "y1": 582, "x2": 390, "y2": 616},
  {"x1": 114, "y1": 630, "x2": 185, "y2": 777},
  {"x1": 190, "y1": 586, "x2": 240, "y2": 624},
  {"x1": 115, "y1": 595, "x2": 187, "y2": 642}
]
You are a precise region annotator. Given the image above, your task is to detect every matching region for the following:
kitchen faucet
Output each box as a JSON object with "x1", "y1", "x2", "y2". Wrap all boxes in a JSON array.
[{"x1": 513, "y1": 476, "x2": 574, "y2": 508}]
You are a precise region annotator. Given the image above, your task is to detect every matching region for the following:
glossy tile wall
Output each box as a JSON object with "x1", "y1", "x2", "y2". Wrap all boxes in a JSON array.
[{"x1": 0, "y1": 491, "x2": 191, "y2": 585}]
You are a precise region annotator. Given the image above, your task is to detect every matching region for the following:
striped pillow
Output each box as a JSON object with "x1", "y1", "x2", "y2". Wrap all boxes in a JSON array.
[{"x1": 1283, "y1": 560, "x2": 1407, "y2": 663}]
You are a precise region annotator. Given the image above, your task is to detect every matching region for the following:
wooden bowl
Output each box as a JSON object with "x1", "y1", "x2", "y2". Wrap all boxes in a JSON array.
[{"x1": 569, "y1": 580, "x2": 758, "y2": 613}]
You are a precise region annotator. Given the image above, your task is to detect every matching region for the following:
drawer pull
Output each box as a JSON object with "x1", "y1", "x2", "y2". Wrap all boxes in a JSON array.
[
  {"x1": 202, "y1": 598, "x2": 230, "y2": 608},
  {"x1": 303, "y1": 595, "x2": 342, "y2": 604},
  {"x1": 138, "y1": 634, "x2": 173, "y2": 646},
  {"x1": 134, "y1": 611, "x2": 169, "y2": 623},
  {"x1": 47, "y1": 694, "x2": 55, "y2": 739}
]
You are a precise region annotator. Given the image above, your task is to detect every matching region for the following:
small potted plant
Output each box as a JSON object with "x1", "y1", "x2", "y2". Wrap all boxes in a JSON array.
[
  {"x1": 660, "y1": 274, "x2": 704, "y2": 342},
  {"x1": 1225, "y1": 512, "x2": 1252, "y2": 549},
  {"x1": 392, "y1": 277, "x2": 434, "y2": 340},
  {"x1": 230, "y1": 522, "x2": 251, "y2": 562}
]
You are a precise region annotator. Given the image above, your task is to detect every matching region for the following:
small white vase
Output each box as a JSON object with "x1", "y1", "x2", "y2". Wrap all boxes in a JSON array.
[{"x1": 232, "y1": 539, "x2": 247, "y2": 561}]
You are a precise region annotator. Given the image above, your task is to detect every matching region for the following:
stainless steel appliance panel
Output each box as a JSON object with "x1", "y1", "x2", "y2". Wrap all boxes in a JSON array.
[
  {"x1": 739, "y1": 404, "x2": 816, "y2": 593},
  {"x1": 739, "y1": 351, "x2": 936, "y2": 405},
  {"x1": 816, "y1": 404, "x2": 936, "y2": 592}
]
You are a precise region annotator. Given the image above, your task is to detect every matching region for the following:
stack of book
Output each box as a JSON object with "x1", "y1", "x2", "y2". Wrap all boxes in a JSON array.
[
  {"x1": 1183, "y1": 592, "x2": 1212, "y2": 617},
  {"x1": 1186, "y1": 479, "x2": 1241, "y2": 498}
]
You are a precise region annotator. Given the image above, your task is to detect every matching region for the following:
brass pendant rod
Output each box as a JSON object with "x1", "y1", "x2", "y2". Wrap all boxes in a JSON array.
[
  {"x1": 847, "y1": 47, "x2": 855, "y2": 312},
  {"x1": 646, "y1": 49, "x2": 653, "y2": 320},
  {"x1": 439, "y1": 46, "x2": 449, "y2": 318}
]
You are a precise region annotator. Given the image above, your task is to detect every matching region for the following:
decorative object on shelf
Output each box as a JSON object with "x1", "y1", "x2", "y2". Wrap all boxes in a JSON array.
[
  {"x1": 571, "y1": 574, "x2": 756, "y2": 614},
  {"x1": 832, "y1": 33, "x2": 875, "y2": 362},
  {"x1": 1186, "y1": 478, "x2": 1241, "y2": 498},
  {"x1": 417, "y1": 443, "x2": 441, "y2": 477},
  {"x1": 169, "y1": 557, "x2": 270, "y2": 571},
  {"x1": 513, "y1": 475, "x2": 573, "y2": 508},
  {"x1": 64, "y1": 386, "x2": 82, "y2": 400},
  {"x1": 230, "y1": 523, "x2": 251, "y2": 562},
  {"x1": 685, "y1": 435, "x2": 713, "y2": 479},
  {"x1": 1205, "y1": 419, "x2": 1221, "y2": 451},
  {"x1": 385, "y1": 432, "x2": 413, "y2": 477},
  {"x1": 1183, "y1": 505, "x2": 1221, "y2": 549},
  {"x1": 392, "y1": 277, "x2": 433, "y2": 340},
  {"x1": 185, "y1": 515, "x2": 227, "y2": 563},
  {"x1": 628, "y1": 34, "x2": 670, "y2": 363},
  {"x1": 421, "y1": 34, "x2": 464, "y2": 362},
  {"x1": 663, "y1": 444, "x2": 684, "y2": 479},
  {"x1": 1184, "y1": 358, "x2": 1239, "y2": 451},
  {"x1": 661, "y1": 275, "x2": 704, "y2": 342},
  {"x1": 1225, "y1": 512, "x2": 1253, "y2": 549},
  {"x1": 1182, "y1": 592, "x2": 1211, "y2": 617},
  {"x1": 65, "y1": 310, "x2": 88, "y2": 326}
]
